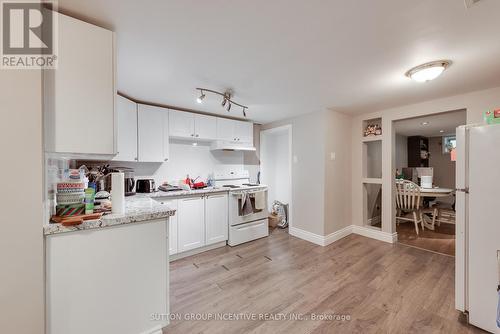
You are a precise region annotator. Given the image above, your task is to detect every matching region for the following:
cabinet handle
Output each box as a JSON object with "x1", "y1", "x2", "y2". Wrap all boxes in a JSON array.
[
  {"x1": 164, "y1": 158, "x2": 168, "y2": 161},
  {"x1": 134, "y1": 157, "x2": 138, "y2": 161},
  {"x1": 195, "y1": 134, "x2": 199, "y2": 138}
]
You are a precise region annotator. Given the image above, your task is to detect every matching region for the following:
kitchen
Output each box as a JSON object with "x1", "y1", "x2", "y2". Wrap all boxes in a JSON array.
[
  {"x1": 39, "y1": 9, "x2": 273, "y2": 334},
  {"x1": 4, "y1": 1, "x2": 500, "y2": 334}
]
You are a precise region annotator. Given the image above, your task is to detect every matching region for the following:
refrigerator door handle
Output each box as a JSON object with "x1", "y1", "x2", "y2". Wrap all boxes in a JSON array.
[{"x1": 456, "y1": 187, "x2": 469, "y2": 194}]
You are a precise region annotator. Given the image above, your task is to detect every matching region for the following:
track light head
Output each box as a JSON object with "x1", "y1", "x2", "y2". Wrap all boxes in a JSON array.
[
  {"x1": 243, "y1": 107, "x2": 247, "y2": 117},
  {"x1": 227, "y1": 102, "x2": 231, "y2": 112},
  {"x1": 196, "y1": 91, "x2": 205, "y2": 104},
  {"x1": 221, "y1": 98, "x2": 227, "y2": 107}
]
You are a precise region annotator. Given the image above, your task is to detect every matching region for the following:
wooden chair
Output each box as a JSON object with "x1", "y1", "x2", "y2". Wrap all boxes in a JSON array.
[{"x1": 395, "y1": 180, "x2": 438, "y2": 235}]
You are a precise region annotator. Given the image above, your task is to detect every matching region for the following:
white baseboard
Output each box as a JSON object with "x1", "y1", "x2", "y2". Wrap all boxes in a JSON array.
[
  {"x1": 170, "y1": 241, "x2": 227, "y2": 261},
  {"x1": 290, "y1": 225, "x2": 397, "y2": 246},
  {"x1": 352, "y1": 225, "x2": 398, "y2": 243},
  {"x1": 289, "y1": 225, "x2": 353, "y2": 246}
]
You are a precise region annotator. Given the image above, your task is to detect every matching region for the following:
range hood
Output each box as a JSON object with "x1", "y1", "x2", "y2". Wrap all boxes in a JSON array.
[{"x1": 210, "y1": 140, "x2": 256, "y2": 152}]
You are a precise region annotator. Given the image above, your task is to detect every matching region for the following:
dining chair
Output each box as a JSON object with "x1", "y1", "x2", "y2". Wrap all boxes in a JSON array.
[{"x1": 395, "y1": 180, "x2": 438, "y2": 235}]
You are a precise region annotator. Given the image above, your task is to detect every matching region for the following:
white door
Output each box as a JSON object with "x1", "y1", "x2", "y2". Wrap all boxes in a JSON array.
[
  {"x1": 114, "y1": 96, "x2": 138, "y2": 162},
  {"x1": 159, "y1": 199, "x2": 178, "y2": 255},
  {"x1": 169, "y1": 110, "x2": 195, "y2": 139},
  {"x1": 216, "y1": 118, "x2": 235, "y2": 142},
  {"x1": 44, "y1": 12, "x2": 115, "y2": 155},
  {"x1": 178, "y1": 196, "x2": 205, "y2": 252},
  {"x1": 194, "y1": 114, "x2": 217, "y2": 141},
  {"x1": 234, "y1": 120, "x2": 253, "y2": 144},
  {"x1": 137, "y1": 104, "x2": 164, "y2": 162},
  {"x1": 205, "y1": 194, "x2": 228, "y2": 245},
  {"x1": 467, "y1": 124, "x2": 500, "y2": 333}
]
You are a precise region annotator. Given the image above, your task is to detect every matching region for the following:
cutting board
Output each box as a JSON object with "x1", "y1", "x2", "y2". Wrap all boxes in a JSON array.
[{"x1": 51, "y1": 213, "x2": 103, "y2": 226}]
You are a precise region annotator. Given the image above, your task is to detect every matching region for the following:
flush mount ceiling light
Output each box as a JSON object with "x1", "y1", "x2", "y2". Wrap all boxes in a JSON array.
[
  {"x1": 406, "y1": 60, "x2": 451, "y2": 83},
  {"x1": 195, "y1": 88, "x2": 248, "y2": 117},
  {"x1": 421, "y1": 121, "x2": 430, "y2": 126}
]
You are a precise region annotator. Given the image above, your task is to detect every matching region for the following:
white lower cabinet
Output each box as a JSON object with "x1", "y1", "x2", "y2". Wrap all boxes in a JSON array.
[
  {"x1": 161, "y1": 199, "x2": 178, "y2": 255},
  {"x1": 177, "y1": 196, "x2": 205, "y2": 252},
  {"x1": 165, "y1": 193, "x2": 228, "y2": 257},
  {"x1": 205, "y1": 193, "x2": 228, "y2": 245}
]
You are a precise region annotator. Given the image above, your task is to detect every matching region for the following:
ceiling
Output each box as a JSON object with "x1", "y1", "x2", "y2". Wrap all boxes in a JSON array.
[
  {"x1": 394, "y1": 109, "x2": 467, "y2": 137},
  {"x1": 59, "y1": 0, "x2": 500, "y2": 124}
]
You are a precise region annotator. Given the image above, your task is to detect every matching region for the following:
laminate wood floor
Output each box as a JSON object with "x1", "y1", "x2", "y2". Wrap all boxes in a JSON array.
[
  {"x1": 397, "y1": 222, "x2": 455, "y2": 257},
  {"x1": 163, "y1": 228, "x2": 483, "y2": 334}
]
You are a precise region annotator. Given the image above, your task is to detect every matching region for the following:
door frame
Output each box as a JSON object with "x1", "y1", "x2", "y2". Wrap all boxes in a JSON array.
[{"x1": 260, "y1": 124, "x2": 293, "y2": 229}]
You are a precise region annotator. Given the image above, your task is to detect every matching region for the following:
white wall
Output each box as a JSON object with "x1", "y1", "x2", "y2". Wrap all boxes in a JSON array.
[
  {"x1": 261, "y1": 128, "x2": 291, "y2": 208},
  {"x1": 102, "y1": 140, "x2": 245, "y2": 185},
  {"x1": 0, "y1": 71, "x2": 45, "y2": 333},
  {"x1": 262, "y1": 111, "x2": 326, "y2": 235},
  {"x1": 324, "y1": 111, "x2": 353, "y2": 234},
  {"x1": 351, "y1": 86, "x2": 500, "y2": 235},
  {"x1": 261, "y1": 109, "x2": 352, "y2": 236}
]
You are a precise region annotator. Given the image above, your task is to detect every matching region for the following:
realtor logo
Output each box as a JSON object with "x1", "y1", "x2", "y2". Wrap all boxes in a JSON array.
[{"x1": 1, "y1": 1, "x2": 57, "y2": 69}]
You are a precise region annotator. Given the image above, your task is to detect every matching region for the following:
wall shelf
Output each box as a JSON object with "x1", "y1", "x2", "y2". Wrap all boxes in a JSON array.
[
  {"x1": 362, "y1": 135, "x2": 382, "y2": 143},
  {"x1": 362, "y1": 178, "x2": 382, "y2": 184}
]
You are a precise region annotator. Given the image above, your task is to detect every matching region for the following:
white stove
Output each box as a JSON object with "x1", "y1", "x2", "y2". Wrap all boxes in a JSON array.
[{"x1": 213, "y1": 171, "x2": 269, "y2": 246}]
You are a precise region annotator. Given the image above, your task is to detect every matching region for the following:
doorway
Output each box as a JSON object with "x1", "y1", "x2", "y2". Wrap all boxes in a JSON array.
[
  {"x1": 393, "y1": 110, "x2": 466, "y2": 256},
  {"x1": 260, "y1": 125, "x2": 292, "y2": 229}
]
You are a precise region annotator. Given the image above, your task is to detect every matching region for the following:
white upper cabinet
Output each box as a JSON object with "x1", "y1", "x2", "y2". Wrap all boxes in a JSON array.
[
  {"x1": 169, "y1": 110, "x2": 195, "y2": 139},
  {"x1": 44, "y1": 12, "x2": 116, "y2": 155},
  {"x1": 216, "y1": 118, "x2": 236, "y2": 142},
  {"x1": 234, "y1": 120, "x2": 253, "y2": 144},
  {"x1": 113, "y1": 96, "x2": 137, "y2": 161},
  {"x1": 163, "y1": 110, "x2": 170, "y2": 162},
  {"x1": 216, "y1": 118, "x2": 253, "y2": 143},
  {"x1": 169, "y1": 110, "x2": 217, "y2": 141},
  {"x1": 137, "y1": 104, "x2": 165, "y2": 162},
  {"x1": 205, "y1": 193, "x2": 228, "y2": 245},
  {"x1": 194, "y1": 114, "x2": 217, "y2": 140}
]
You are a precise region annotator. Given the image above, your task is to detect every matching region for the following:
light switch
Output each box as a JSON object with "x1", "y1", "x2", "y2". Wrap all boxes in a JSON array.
[
  {"x1": 330, "y1": 152, "x2": 336, "y2": 161},
  {"x1": 293, "y1": 155, "x2": 298, "y2": 164}
]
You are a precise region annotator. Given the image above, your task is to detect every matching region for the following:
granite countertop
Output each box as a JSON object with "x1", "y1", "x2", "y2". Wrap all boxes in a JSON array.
[
  {"x1": 44, "y1": 196, "x2": 176, "y2": 236},
  {"x1": 142, "y1": 187, "x2": 230, "y2": 198}
]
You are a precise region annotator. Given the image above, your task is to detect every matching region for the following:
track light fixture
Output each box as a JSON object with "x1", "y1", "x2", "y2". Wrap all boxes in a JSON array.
[{"x1": 195, "y1": 88, "x2": 249, "y2": 117}]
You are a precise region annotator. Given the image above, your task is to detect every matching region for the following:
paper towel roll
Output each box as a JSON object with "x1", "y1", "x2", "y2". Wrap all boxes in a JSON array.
[{"x1": 111, "y1": 172, "x2": 125, "y2": 214}]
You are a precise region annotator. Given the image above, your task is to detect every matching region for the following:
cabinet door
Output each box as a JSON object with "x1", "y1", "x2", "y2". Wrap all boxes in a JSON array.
[
  {"x1": 163, "y1": 110, "x2": 170, "y2": 162},
  {"x1": 44, "y1": 12, "x2": 115, "y2": 155},
  {"x1": 137, "y1": 104, "x2": 164, "y2": 162},
  {"x1": 216, "y1": 118, "x2": 235, "y2": 142},
  {"x1": 234, "y1": 120, "x2": 253, "y2": 144},
  {"x1": 113, "y1": 96, "x2": 137, "y2": 161},
  {"x1": 178, "y1": 197, "x2": 205, "y2": 252},
  {"x1": 159, "y1": 199, "x2": 178, "y2": 255},
  {"x1": 169, "y1": 110, "x2": 195, "y2": 139},
  {"x1": 205, "y1": 194, "x2": 228, "y2": 245},
  {"x1": 194, "y1": 114, "x2": 217, "y2": 140}
]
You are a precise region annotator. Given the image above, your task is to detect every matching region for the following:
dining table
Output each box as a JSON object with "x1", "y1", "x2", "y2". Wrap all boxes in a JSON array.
[{"x1": 420, "y1": 187, "x2": 455, "y2": 230}]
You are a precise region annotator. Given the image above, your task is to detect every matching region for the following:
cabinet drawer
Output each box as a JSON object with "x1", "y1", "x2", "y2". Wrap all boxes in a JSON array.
[{"x1": 228, "y1": 219, "x2": 268, "y2": 246}]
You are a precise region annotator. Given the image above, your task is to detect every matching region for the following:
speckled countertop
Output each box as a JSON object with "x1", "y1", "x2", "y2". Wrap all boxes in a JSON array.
[
  {"x1": 142, "y1": 187, "x2": 230, "y2": 198},
  {"x1": 44, "y1": 196, "x2": 176, "y2": 236}
]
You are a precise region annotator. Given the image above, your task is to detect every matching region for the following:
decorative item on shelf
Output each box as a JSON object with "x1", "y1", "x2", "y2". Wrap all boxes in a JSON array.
[
  {"x1": 484, "y1": 109, "x2": 500, "y2": 125},
  {"x1": 363, "y1": 123, "x2": 382, "y2": 137},
  {"x1": 195, "y1": 88, "x2": 248, "y2": 117}
]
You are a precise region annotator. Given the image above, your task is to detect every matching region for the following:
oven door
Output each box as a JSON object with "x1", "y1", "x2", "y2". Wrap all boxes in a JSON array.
[{"x1": 230, "y1": 189, "x2": 268, "y2": 226}]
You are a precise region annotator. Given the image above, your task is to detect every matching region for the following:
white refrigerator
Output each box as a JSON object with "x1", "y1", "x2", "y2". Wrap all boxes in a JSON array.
[{"x1": 456, "y1": 123, "x2": 500, "y2": 333}]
